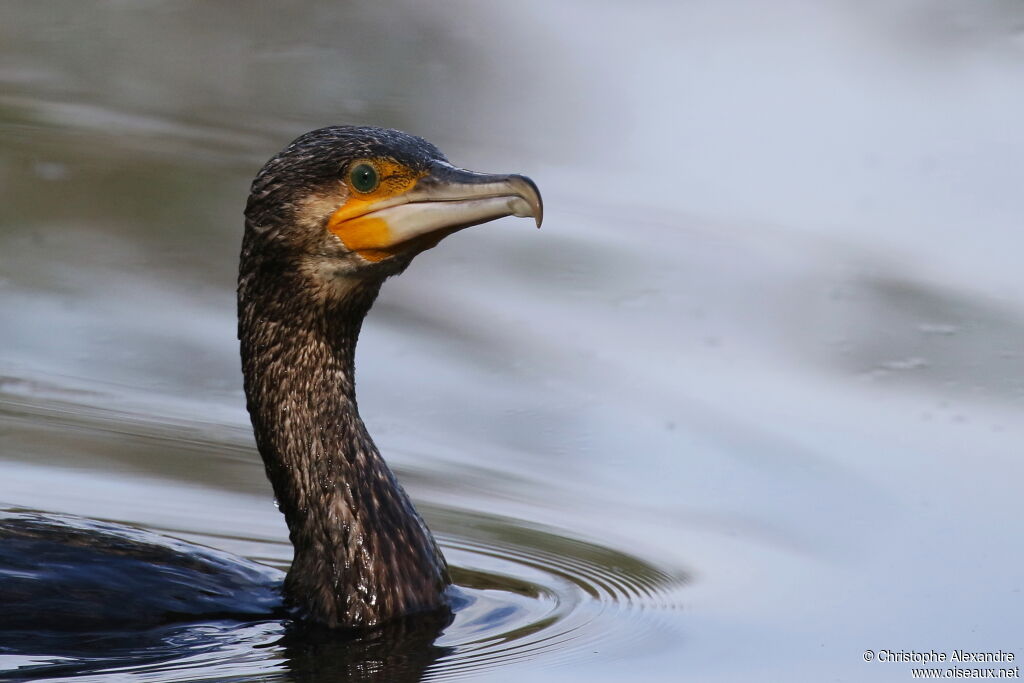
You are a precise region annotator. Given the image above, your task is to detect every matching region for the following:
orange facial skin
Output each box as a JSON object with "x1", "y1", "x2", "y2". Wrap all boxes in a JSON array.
[{"x1": 326, "y1": 159, "x2": 427, "y2": 262}]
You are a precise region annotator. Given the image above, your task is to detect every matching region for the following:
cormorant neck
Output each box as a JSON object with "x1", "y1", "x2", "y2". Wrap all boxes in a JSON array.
[{"x1": 238, "y1": 253, "x2": 449, "y2": 628}]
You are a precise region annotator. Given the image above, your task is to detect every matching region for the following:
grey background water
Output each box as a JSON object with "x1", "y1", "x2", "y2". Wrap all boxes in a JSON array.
[{"x1": 2, "y1": 1, "x2": 1023, "y2": 680}]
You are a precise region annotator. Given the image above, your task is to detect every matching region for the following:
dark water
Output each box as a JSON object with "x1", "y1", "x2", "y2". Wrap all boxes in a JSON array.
[{"x1": 2, "y1": 2, "x2": 1024, "y2": 681}]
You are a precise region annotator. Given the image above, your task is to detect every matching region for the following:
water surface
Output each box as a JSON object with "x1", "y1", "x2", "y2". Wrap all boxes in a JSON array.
[{"x1": 2, "y1": 2, "x2": 1023, "y2": 681}]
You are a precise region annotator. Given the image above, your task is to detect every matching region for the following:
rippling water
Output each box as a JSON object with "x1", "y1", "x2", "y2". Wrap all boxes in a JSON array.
[
  {"x1": 0, "y1": 382, "x2": 685, "y2": 682},
  {"x1": 3, "y1": 1, "x2": 1024, "y2": 681}
]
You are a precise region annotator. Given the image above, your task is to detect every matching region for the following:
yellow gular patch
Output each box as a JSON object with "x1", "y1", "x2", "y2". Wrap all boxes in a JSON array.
[{"x1": 326, "y1": 159, "x2": 426, "y2": 262}]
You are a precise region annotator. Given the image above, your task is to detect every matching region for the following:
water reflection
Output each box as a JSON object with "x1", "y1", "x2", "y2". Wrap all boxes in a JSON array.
[
  {"x1": 3, "y1": 615, "x2": 453, "y2": 683},
  {"x1": 277, "y1": 615, "x2": 453, "y2": 683}
]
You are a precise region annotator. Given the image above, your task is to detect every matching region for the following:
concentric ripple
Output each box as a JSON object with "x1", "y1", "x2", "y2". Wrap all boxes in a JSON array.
[
  {"x1": 0, "y1": 506, "x2": 685, "y2": 682},
  {"x1": 0, "y1": 386, "x2": 687, "y2": 681},
  {"x1": 427, "y1": 509, "x2": 686, "y2": 680}
]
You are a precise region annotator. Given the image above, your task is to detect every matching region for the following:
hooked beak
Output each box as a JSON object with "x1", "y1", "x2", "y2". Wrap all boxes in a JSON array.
[{"x1": 327, "y1": 162, "x2": 543, "y2": 262}]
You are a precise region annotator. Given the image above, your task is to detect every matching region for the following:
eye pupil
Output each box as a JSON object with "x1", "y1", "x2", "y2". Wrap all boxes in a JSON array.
[{"x1": 350, "y1": 163, "x2": 379, "y2": 193}]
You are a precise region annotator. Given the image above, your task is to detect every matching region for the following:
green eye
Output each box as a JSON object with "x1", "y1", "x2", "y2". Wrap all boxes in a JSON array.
[{"x1": 349, "y1": 162, "x2": 379, "y2": 193}]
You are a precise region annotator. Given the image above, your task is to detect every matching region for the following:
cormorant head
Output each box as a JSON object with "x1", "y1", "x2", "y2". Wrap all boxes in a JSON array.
[{"x1": 243, "y1": 126, "x2": 542, "y2": 288}]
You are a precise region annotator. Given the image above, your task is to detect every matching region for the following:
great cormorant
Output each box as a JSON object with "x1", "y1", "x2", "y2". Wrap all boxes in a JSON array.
[
  {"x1": 0, "y1": 126, "x2": 541, "y2": 648},
  {"x1": 238, "y1": 126, "x2": 542, "y2": 628}
]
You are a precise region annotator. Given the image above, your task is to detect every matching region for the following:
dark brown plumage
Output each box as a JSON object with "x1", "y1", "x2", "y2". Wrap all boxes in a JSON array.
[{"x1": 238, "y1": 126, "x2": 541, "y2": 628}]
